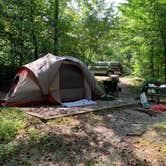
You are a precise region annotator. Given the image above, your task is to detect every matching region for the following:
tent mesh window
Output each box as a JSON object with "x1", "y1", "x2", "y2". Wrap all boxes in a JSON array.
[{"x1": 60, "y1": 64, "x2": 84, "y2": 101}]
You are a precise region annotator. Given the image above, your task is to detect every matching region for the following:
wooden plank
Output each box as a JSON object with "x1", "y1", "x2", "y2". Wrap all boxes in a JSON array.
[
  {"x1": 24, "y1": 102, "x2": 140, "y2": 121},
  {"x1": 135, "y1": 107, "x2": 162, "y2": 116}
]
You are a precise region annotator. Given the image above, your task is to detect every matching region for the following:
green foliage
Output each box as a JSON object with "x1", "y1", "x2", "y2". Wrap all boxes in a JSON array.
[
  {"x1": 0, "y1": 108, "x2": 28, "y2": 122},
  {"x1": 0, "y1": 0, "x2": 117, "y2": 67},
  {"x1": 28, "y1": 127, "x2": 41, "y2": 141},
  {"x1": 0, "y1": 0, "x2": 165, "y2": 82},
  {"x1": 0, "y1": 108, "x2": 27, "y2": 143},
  {"x1": 117, "y1": 0, "x2": 166, "y2": 82},
  {"x1": 0, "y1": 119, "x2": 22, "y2": 143}
]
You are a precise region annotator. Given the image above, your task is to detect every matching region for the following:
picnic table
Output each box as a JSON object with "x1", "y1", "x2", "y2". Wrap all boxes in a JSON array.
[
  {"x1": 146, "y1": 85, "x2": 166, "y2": 103},
  {"x1": 95, "y1": 75, "x2": 119, "y2": 82}
]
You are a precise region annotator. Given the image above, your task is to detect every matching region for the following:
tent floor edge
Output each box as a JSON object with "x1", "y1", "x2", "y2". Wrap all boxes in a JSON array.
[{"x1": 1, "y1": 99, "x2": 47, "y2": 107}]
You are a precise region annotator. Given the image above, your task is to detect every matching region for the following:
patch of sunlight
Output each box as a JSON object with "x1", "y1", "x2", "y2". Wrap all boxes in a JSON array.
[
  {"x1": 95, "y1": 76, "x2": 112, "y2": 81},
  {"x1": 161, "y1": 144, "x2": 166, "y2": 153},
  {"x1": 139, "y1": 138, "x2": 154, "y2": 147},
  {"x1": 87, "y1": 112, "x2": 103, "y2": 125},
  {"x1": 47, "y1": 116, "x2": 75, "y2": 125},
  {"x1": 153, "y1": 122, "x2": 166, "y2": 132}
]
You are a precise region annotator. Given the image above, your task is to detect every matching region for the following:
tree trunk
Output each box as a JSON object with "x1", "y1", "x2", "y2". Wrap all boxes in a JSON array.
[
  {"x1": 32, "y1": 31, "x2": 38, "y2": 60},
  {"x1": 163, "y1": 37, "x2": 166, "y2": 83},
  {"x1": 150, "y1": 45, "x2": 155, "y2": 80},
  {"x1": 54, "y1": 0, "x2": 59, "y2": 56},
  {"x1": 10, "y1": 37, "x2": 17, "y2": 67},
  {"x1": 19, "y1": 26, "x2": 24, "y2": 65},
  {"x1": 30, "y1": 0, "x2": 38, "y2": 60}
]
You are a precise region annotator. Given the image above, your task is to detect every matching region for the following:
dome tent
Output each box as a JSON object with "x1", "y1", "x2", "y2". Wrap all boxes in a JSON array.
[{"x1": 1, "y1": 53, "x2": 103, "y2": 106}]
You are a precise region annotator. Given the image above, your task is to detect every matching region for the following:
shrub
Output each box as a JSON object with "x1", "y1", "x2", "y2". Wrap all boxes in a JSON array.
[{"x1": 0, "y1": 119, "x2": 22, "y2": 143}]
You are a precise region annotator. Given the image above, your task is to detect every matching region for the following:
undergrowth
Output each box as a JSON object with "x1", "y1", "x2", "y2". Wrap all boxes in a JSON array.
[
  {"x1": 0, "y1": 120, "x2": 23, "y2": 143},
  {"x1": 0, "y1": 107, "x2": 28, "y2": 163},
  {"x1": 0, "y1": 108, "x2": 27, "y2": 143}
]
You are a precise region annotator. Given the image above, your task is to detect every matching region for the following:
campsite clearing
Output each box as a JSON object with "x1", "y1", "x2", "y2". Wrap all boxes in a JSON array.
[{"x1": 0, "y1": 77, "x2": 166, "y2": 166}]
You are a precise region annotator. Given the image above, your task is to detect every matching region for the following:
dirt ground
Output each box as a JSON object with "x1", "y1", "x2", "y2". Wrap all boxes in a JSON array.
[
  {"x1": 1, "y1": 77, "x2": 166, "y2": 166},
  {"x1": 12, "y1": 108, "x2": 165, "y2": 166}
]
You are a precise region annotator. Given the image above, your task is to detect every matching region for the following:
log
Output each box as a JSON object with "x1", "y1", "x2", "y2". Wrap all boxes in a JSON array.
[{"x1": 135, "y1": 107, "x2": 161, "y2": 116}]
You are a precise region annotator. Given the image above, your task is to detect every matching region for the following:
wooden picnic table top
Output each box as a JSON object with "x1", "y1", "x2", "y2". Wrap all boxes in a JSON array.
[{"x1": 95, "y1": 75, "x2": 119, "y2": 81}]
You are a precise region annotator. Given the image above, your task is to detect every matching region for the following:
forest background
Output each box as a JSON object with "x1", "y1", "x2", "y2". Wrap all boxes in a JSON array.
[{"x1": 0, "y1": 0, "x2": 166, "y2": 83}]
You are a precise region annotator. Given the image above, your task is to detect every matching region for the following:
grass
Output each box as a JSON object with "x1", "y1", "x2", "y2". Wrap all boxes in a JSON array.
[
  {"x1": 0, "y1": 108, "x2": 29, "y2": 163},
  {"x1": 0, "y1": 131, "x2": 71, "y2": 164},
  {"x1": 0, "y1": 142, "x2": 20, "y2": 163},
  {"x1": 0, "y1": 107, "x2": 75, "y2": 164},
  {"x1": 0, "y1": 107, "x2": 28, "y2": 122},
  {"x1": 0, "y1": 100, "x2": 166, "y2": 165},
  {"x1": 0, "y1": 119, "x2": 23, "y2": 143},
  {"x1": 0, "y1": 108, "x2": 27, "y2": 143}
]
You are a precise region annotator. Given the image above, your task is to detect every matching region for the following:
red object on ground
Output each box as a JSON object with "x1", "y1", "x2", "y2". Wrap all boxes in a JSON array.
[{"x1": 151, "y1": 104, "x2": 166, "y2": 112}]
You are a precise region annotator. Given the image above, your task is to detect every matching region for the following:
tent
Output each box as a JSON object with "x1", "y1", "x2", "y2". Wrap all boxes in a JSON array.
[{"x1": 1, "y1": 53, "x2": 103, "y2": 106}]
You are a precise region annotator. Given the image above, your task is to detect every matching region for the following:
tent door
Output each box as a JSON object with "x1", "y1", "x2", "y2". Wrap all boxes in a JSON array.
[{"x1": 60, "y1": 64, "x2": 84, "y2": 102}]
